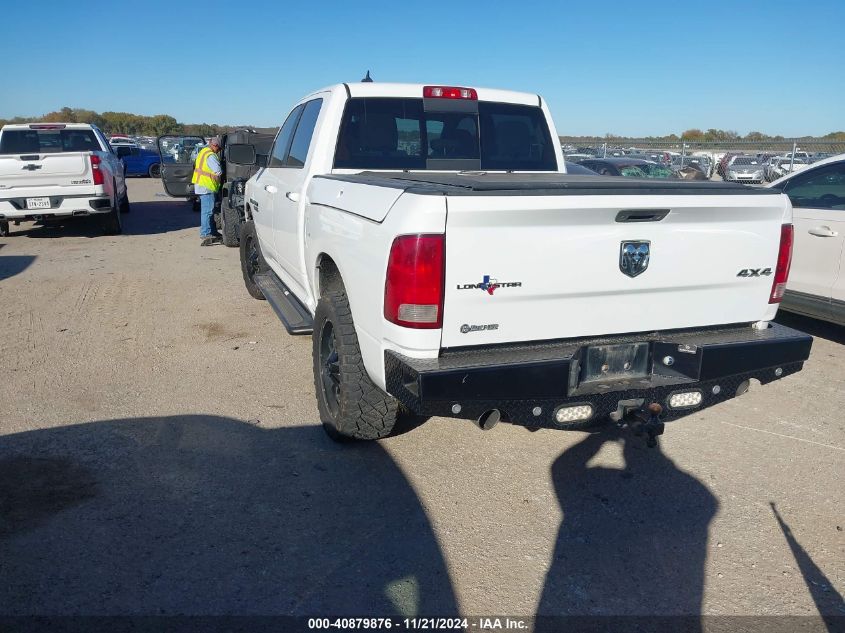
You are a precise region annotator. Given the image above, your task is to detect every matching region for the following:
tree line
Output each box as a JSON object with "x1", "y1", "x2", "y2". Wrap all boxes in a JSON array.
[
  {"x1": 564, "y1": 129, "x2": 845, "y2": 142},
  {"x1": 0, "y1": 107, "x2": 251, "y2": 137}
]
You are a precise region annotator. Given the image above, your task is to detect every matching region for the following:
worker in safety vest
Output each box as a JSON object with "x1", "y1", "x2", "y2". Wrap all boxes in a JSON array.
[{"x1": 192, "y1": 136, "x2": 223, "y2": 246}]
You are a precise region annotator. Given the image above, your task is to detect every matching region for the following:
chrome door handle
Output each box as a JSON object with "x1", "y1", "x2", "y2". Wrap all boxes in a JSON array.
[
  {"x1": 264, "y1": 184, "x2": 278, "y2": 194},
  {"x1": 286, "y1": 191, "x2": 300, "y2": 202},
  {"x1": 808, "y1": 226, "x2": 838, "y2": 238}
]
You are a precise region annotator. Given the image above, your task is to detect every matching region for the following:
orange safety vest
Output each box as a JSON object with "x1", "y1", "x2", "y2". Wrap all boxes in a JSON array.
[{"x1": 191, "y1": 146, "x2": 221, "y2": 193}]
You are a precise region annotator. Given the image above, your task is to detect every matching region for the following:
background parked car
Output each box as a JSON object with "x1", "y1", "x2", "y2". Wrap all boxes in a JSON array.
[
  {"x1": 723, "y1": 156, "x2": 765, "y2": 183},
  {"x1": 114, "y1": 145, "x2": 161, "y2": 177},
  {"x1": 768, "y1": 158, "x2": 808, "y2": 181},
  {"x1": 672, "y1": 155, "x2": 712, "y2": 178},
  {"x1": 578, "y1": 157, "x2": 677, "y2": 178},
  {"x1": 564, "y1": 161, "x2": 598, "y2": 175},
  {"x1": 768, "y1": 154, "x2": 845, "y2": 325}
]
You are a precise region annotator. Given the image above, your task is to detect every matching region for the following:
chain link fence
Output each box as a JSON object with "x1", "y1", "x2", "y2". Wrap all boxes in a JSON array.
[{"x1": 559, "y1": 138, "x2": 845, "y2": 182}]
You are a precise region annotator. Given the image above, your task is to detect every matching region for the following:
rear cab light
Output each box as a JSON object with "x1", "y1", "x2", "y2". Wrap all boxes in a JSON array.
[
  {"x1": 384, "y1": 235, "x2": 445, "y2": 329},
  {"x1": 423, "y1": 86, "x2": 478, "y2": 100},
  {"x1": 769, "y1": 224, "x2": 794, "y2": 303},
  {"x1": 29, "y1": 124, "x2": 67, "y2": 130}
]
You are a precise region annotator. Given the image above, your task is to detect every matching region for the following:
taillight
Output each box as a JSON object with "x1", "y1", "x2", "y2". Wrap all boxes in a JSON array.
[
  {"x1": 423, "y1": 86, "x2": 478, "y2": 100},
  {"x1": 769, "y1": 224, "x2": 793, "y2": 303},
  {"x1": 90, "y1": 155, "x2": 104, "y2": 185},
  {"x1": 384, "y1": 235, "x2": 445, "y2": 329}
]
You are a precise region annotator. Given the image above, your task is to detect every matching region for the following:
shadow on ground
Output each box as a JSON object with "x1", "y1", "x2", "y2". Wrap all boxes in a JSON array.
[
  {"x1": 537, "y1": 427, "x2": 718, "y2": 625},
  {"x1": 0, "y1": 415, "x2": 457, "y2": 615},
  {"x1": 3, "y1": 200, "x2": 197, "y2": 239},
  {"x1": 0, "y1": 254, "x2": 35, "y2": 281}
]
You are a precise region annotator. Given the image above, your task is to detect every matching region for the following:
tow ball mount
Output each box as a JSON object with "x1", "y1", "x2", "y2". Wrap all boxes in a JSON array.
[{"x1": 623, "y1": 402, "x2": 665, "y2": 448}]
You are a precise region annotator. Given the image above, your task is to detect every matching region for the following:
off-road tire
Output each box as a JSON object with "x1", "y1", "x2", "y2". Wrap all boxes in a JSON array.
[
  {"x1": 148, "y1": 163, "x2": 161, "y2": 178},
  {"x1": 0, "y1": 221, "x2": 10, "y2": 237},
  {"x1": 221, "y1": 197, "x2": 240, "y2": 247},
  {"x1": 313, "y1": 290, "x2": 399, "y2": 442},
  {"x1": 239, "y1": 220, "x2": 266, "y2": 300},
  {"x1": 101, "y1": 189, "x2": 122, "y2": 235}
]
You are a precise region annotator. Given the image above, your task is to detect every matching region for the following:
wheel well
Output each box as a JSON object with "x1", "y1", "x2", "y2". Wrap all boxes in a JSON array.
[{"x1": 317, "y1": 255, "x2": 344, "y2": 297}]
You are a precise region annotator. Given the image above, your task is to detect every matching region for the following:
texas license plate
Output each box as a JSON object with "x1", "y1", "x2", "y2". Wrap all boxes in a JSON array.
[{"x1": 26, "y1": 197, "x2": 51, "y2": 209}]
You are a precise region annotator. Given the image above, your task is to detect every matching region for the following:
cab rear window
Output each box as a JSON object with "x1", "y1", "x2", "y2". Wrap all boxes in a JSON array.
[
  {"x1": 334, "y1": 98, "x2": 557, "y2": 171},
  {"x1": 0, "y1": 129, "x2": 101, "y2": 154}
]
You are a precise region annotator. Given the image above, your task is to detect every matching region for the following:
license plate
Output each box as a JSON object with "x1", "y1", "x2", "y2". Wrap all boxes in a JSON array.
[
  {"x1": 26, "y1": 197, "x2": 51, "y2": 209},
  {"x1": 578, "y1": 342, "x2": 651, "y2": 385}
]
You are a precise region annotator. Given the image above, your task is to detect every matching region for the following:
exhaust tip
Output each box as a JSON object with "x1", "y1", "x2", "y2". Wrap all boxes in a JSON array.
[{"x1": 475, "y1": 409, "x2": 501, "y2": 431}]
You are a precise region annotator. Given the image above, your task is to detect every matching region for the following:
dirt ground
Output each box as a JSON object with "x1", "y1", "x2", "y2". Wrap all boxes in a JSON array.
[{"x1": 0, "y1": 178, "x2": 842, "y2": 623}]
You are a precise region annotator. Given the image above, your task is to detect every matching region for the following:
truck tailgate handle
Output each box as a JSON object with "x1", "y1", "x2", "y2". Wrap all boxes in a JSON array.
[
  {"x1": 616, "y1": 209, "x2": 670, "y2": 223},
  {"x1": 808, "y1": 226, "x2": 837, "y2": 238}
]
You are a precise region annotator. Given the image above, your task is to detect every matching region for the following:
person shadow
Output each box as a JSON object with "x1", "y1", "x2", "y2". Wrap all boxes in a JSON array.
[
  {"x1": 0, "y1": 415, "x2": 457, "y2": 616},
  {"x1": 536, "y1": 426, "x2": 718, "y2": 630}
]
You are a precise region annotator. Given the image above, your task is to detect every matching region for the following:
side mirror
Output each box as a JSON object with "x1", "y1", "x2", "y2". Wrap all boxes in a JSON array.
[
  {"x1": 256, "y1": 154, "x2": 268, "y2": 168},
  {"x1": 227, "y1": 143, "x2": 256, "y2": 166}
]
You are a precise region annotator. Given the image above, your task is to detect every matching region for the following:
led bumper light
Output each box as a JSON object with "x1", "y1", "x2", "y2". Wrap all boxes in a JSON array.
[
  {"x1": 554, "y1": 404, "x2": 593, "y2": 424},
  {"x1": 668, "y1": 391, "x2": 703, "y2": 409}
]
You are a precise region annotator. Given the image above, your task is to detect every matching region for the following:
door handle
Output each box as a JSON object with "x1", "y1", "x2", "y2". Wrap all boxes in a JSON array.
[
  {"x1": 286, "y1": 191, "x2": 300, "y2": 202},
  {"x1": 808, "y1": 226, "x2": 838, "y2": 238},
  {"x1": 264, "y1": 184, "x2": 278, "y2": 194}
]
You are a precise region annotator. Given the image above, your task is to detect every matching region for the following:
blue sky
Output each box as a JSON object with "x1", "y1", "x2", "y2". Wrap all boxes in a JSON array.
[{"x1": 1, "y1": 0, "x2": 843, "y2": 136}]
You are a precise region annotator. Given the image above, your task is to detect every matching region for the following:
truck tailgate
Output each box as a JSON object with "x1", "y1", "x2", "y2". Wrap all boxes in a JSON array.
[
  {"x1": 0, "y1": 153, "x2": 92, "y2": 192},
  {"x1": 441, "y1": 191, "x2": 790, "y2": 347}
]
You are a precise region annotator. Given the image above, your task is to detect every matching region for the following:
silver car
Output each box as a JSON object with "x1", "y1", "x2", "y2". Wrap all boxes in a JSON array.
[{"x1": 724, "y1": 156, "x2": 765, "y2": 184}]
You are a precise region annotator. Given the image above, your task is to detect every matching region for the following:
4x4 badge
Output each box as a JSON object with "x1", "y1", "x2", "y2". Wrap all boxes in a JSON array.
[{"x1": 620, "y1": 241, "x2": 650, "y2": 278}]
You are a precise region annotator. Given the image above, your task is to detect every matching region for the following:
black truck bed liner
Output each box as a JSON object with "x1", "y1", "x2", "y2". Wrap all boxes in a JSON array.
[{"x1": 317, "y1": 172, "x2": 783, "y2": 197}]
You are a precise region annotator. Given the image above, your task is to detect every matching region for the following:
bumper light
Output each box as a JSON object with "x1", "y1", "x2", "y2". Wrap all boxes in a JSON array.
[
  {"x1": 668, "y1": 391, "x2": 703, "y2": 409},
  {"x1": 554, "y1": 404, "x2": 593, "y2": 424}
]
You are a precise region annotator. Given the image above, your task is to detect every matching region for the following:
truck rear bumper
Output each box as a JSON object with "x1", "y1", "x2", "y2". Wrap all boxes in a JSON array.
[
  {"x1": 0, "y1": 195, "x2": 111, "y2": 220},
  {"x1": 384, "y1": 322, "x2": 812, "y2": 428}
]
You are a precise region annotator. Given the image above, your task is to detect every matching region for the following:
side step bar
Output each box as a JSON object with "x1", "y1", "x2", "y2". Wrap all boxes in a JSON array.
[{"x1": 253, "y1": 272, "x2": 314, "y2": 335}]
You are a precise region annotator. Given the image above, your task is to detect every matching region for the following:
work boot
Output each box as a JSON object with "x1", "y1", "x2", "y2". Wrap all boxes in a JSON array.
[{"x1": 200, "y1": 236, "x2": 222, "y2": 246}]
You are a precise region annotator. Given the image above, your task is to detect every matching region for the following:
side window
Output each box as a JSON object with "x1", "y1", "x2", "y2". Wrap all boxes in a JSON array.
[
  {"x1": 783, "y1": 163, "x2": 845, "y2": 211},
  {"x1": 286, "y1": 99, "x2": 323, "y2": 168},
  {"x1": 269, "y1": 105, "x2": 304, "y2": 167}
]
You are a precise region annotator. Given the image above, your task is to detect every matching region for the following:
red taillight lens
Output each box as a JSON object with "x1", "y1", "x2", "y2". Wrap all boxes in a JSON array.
[
  {"x1": 90, "y1": 155, "x2": 104, "y2": 185},
  {"x1": 384, "y1": 234, "x2": 445, "y2": 329},
  {"x1": 769, "y1": 224, "x2": 793, "y2": 303},
  {"x1": 423, "y1": 86, "x2": 478, "y2": 100}
]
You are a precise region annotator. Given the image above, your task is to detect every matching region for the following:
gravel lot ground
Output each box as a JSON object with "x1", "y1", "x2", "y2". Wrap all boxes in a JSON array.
[{"x1": 0, "y1": 178, "x2": 842, "y2": 623}]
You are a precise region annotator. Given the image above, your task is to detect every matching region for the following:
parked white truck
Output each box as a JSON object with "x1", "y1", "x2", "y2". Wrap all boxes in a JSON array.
[
  {"x1": 0, "y1": 123, "x2": 129, "y2": 236},
  {"x1": 161, "y1": 82, "x2": 812, "y2": 445}
]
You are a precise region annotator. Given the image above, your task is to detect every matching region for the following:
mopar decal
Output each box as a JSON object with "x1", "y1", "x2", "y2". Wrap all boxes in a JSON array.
[
  {"x1": 71, "y1": 179, "x2": 92, "y2": 185},
  {"x1": 460, "y1": 323, "x2": 499, "y2": 334},
  {"x1": 457, "y1": 275, "x2": 522, "y2": 295}
]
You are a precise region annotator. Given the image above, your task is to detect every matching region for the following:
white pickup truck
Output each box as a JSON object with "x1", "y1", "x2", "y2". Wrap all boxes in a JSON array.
[
  {"x1": 0, "y1": 123, "x2": 129, "y2": 236},
  {"x1": 162, "y1": 82, "x2": 812, "y2": 445}
]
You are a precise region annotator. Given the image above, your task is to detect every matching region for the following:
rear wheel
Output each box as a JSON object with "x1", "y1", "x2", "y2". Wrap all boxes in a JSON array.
[
  {"x1": 221, "y1": 197, "x2": 240, "y2": 247},
  {"x1": 239, "y1": 220, "x2": 266, "y2": 300},
  {"x1": 101, "y1": 187, "x2": 122, "y2": 235},
  {"x1": 119, "y1": 190, "x2": 130, "y2": 214},
  {"x1": 148, "y1": 163, "x2": 161, "y2": 178},
  {"x1": 0, "y1": 221, "x2": 9, "y2": 237},
  {"x1": 313, "y1": 289, "x2": 398, "y2": 442}
]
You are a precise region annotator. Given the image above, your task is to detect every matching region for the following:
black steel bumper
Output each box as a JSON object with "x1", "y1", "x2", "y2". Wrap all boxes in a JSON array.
[{"x1": 385, "y1": 322, "x2": 812, "y2": 429}]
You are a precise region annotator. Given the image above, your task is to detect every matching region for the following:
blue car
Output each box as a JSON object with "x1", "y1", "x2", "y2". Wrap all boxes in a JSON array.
[{"x1": 113, "y1": 145, "x2": 161, "y2": 177}]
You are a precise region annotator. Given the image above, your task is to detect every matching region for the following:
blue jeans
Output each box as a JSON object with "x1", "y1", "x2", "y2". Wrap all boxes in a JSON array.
[{"x1": 199, "y1": 193, "x2": 216, "y2": 238}]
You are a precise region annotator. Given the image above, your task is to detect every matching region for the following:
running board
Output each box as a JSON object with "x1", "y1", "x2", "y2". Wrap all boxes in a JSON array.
[{"x1": 253, "y1": 273, "x2": 314, "y2": 335}]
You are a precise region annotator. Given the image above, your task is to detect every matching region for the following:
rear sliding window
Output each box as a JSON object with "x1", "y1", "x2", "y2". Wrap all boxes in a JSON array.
[
  {"x1": 0, "y1": 129, "x2": 102, "y2": 154},
  {"x1": 333, "y1": 98, "x2": 557, "y2": 171}
]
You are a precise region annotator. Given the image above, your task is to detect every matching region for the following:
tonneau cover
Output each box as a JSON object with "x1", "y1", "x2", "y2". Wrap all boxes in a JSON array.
[{"x1": 317, "y1": 172, "x2": 782, "y2": 196}]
